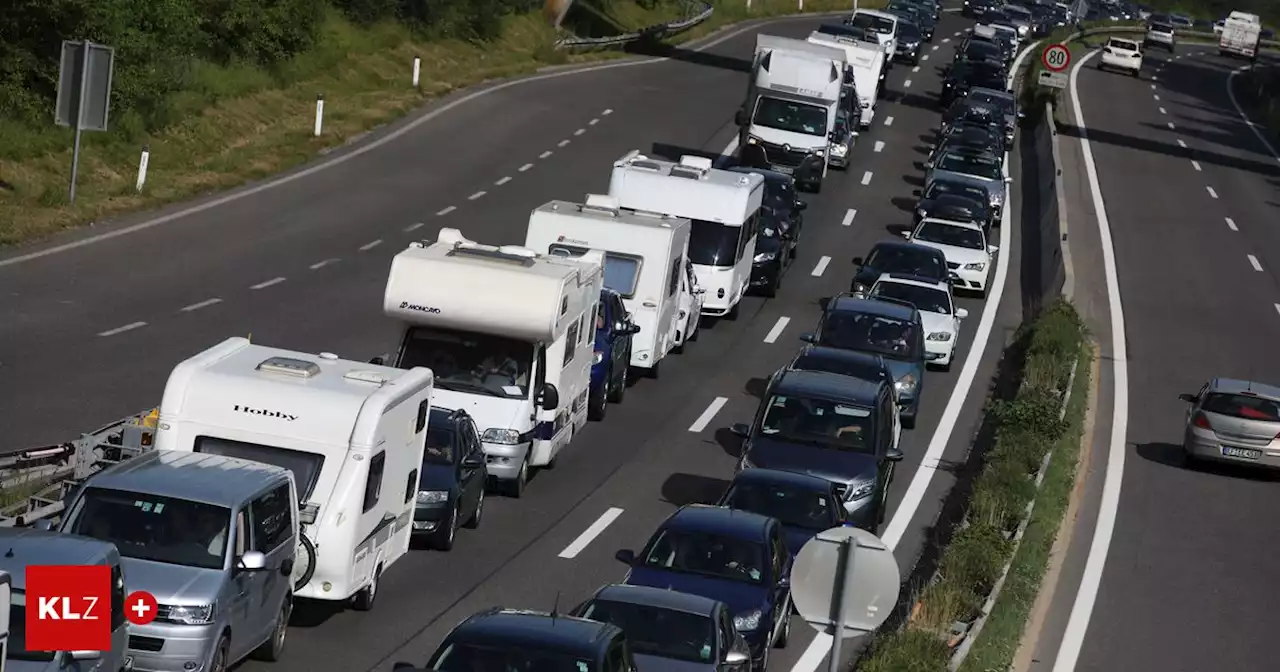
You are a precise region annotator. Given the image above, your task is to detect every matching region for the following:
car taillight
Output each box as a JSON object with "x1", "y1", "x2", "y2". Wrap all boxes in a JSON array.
[{"x1": 1192, "y1": 412, "x2": 1212, "y2": 430}]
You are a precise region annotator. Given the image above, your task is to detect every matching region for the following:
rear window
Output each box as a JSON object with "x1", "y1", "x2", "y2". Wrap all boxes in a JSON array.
[
  {"x1": 1202, "y1": 393, "x2": 1280, "y2": 422},
  {"x1": 1109, "y1": 39, "x2": 1139, "y2": 51},
  {"x1": 1150, "y1": 23, "x2": 1173, "y2": 32}
]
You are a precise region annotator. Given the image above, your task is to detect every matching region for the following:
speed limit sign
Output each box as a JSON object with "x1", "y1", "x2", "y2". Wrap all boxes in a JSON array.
[{"x1": 1042, "y1": 44, "x2": 1071, "y2": 72}]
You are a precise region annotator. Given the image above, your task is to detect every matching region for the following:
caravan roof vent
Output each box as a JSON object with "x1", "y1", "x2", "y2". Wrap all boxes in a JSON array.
[
  {"x1": 438, "y1": 228, "x2": 469, "y2": 247},
  {"x1": 344, "y1": 369, "x2": 391, "y2": 386},
  {"x1": 679, "y1": 155, "x2": 713, "y2": 170},
  {"x1": 257, "y1": 356, "x2": 322, "y2": 379},
  {"x1": 582, "y1": 194, "x2": 620, "y2": 216},
  {"x1": 630, "y1": 159, "x2": 665, "y2": 172},
  {"x1": 497, "y1": 245, "x2": 538, "y2": 259}
]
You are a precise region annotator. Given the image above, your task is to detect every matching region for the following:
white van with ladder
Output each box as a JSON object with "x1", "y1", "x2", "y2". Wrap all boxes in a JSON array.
[
  {"x1": 155, "y1": 337, "x2": 433, "y2": 611},
  {"x1": 526, "y1": 194, "x2": 696, "y2": 376},
  {"x1": 379, "y1": 228, "x2": 604, "y2": 498},
  {"x1": 609, "y1": 152, "x2": 765, "y2": 320}
]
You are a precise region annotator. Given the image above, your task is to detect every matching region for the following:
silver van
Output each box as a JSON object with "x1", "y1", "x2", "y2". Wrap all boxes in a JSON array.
[
  {"x1": 59, "y1": 451, "x2": 298, "y2": 672},
  {"x1": 0, "y1": 528, "x2": 130, "y2": 672}
]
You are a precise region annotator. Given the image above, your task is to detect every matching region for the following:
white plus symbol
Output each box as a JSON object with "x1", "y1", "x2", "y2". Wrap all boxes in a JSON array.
[{"x1": 130, "y1": 599, "x2": 152, "y2": 619}]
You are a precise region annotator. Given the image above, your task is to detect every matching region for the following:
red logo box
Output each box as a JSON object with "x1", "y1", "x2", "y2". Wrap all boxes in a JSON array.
[{"x1": 24, "y1": 565, "x2": 111, "y2": 652}]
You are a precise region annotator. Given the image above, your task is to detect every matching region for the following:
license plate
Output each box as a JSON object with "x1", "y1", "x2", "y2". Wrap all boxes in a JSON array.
[
  {"x1": 1222, "y1": 446, "x2": 1262, "y2": 459},
  {"x1": 772, "y1": 165, "x2": 794, "y2": 174}
]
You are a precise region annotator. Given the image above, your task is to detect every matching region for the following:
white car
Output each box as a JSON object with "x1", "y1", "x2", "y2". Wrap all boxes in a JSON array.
[
  {"x1": 902, "y1": 217, "x2": 997, "y2": 297},
  {"x1": 866, "y1": 273, "x2": 968, "y2": 370},
  {"x1": 673, "y1": 257, "x2": 704, "y2": 351},
  {"x1": 1099, "y1": 37, "x2": 1144, "y2": 77},
  {"x1": 1145, "y1": 22, "x2": 1176, "y2": 51}
]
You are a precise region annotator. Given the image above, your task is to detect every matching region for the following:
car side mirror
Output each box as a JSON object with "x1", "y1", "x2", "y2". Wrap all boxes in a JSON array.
[
  {"x1": 731, "y1": 423, "x2": 751, "y2": 438},
  {"x1": 238, "y1": 550, "x2": 267, "y2": 571},
  {"x1": 829, "y1": 130, "x2": 839, "y2": 142},
  {"x1": 795, "y1": 199, "x2": 808, "y2": 211},
  {"x1": 1004, "y1": 176, "x2": 1013, "y2": 183},
  {"x1": 615, "y1": 549, "x2": 637, "y2": 565},
  {"x1": 539, "y1": 382, "x2": 560, "y2": 410},
  {"x1": 886, "y1": 447, "x2": 905, "y2": 462},
  {"x1": 724, "y1": 651, "x2": 751, "y2": 666},
  {"x1": 628, "y1": 324, "x2": 642, "y2": 334},
  {"x1": 280, "y1": 558, "x2": 294, "y2": 577},
  {"x1": 695, "y1": 288, "x2": 707, "y2": 295},
  {"x1": 462, "y1": 454, "x2": 485, "y2": 469},
  {"x1": 956, "y1": 308, "x2": 969, "y2": 319},
  {"x1": 852, "y1": 256, "x2": 864, "y2": 266},
  {"x1": 1178, "y1": 393, "x2": 1198, "y2": 403},
  {"x1": 68, "y1": 651, "x2": 102, "y2": 662},
  {"x1": 368, "y1": 355, "x2": 386, "y2": 366},
  {"x1": 900, "y1": 230, "x2": 912, "y2": 239},
  {"x1": 799, "y1": 332, "x2": 816, "y2": 344},
  {"x1": 1017, "y1": 110, "x2": 1026, "y2": 118},
  {"x1": 32, "y1": 519, "x2": 55, "y2": 531},
  {"x1": 988, "y1": 244, "x2": 999, "y2": 253},
  {"x1": 734, "y1": 109, "x2": 747, "y2": 127}
]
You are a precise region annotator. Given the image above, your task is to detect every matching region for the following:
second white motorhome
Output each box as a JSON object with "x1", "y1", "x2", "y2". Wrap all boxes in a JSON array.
[
  {"x1": 379, "y1": 229, "x2": 604, "y2": 497},
  {"x1": 609, "y1": 152, "x2": 765, "y2": 320},
  {"x1": 525, "y1": 194, "x2": 696, "y2": 376},
  {"x1": 154, "y1": 337, "x2": 433, "y2": 610},
  {"x1": 1219, "y1": 11, "x2": 1261, "y2": 59},
  {"x1": 735, "y1": 34, "x2": 846, "y2": 193},
  {"x1": 809, "y1": 25, "x2": 886, "y2": 130}
]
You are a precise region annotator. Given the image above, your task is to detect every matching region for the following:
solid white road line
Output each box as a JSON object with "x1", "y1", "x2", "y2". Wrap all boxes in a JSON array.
[
  {"x1": 1206, "y1": 186, "x2": 1218, "y2": 199},
  {"x1": 539, "y1": 150, "x2": 553, "y2": 159},
  {"x1": 558, "y1": 139, "x2": 571, "y2": 147},
  {"x1": 359, "y1": 239, "x2": 383, "y2": 251},
  {"x1": 250, "y1": 277, "x2": 286, "y2": 290},
  {"x1": 180, "y1": 298, "x2": 222, "y2": 312},
  {"x1": 495, "y1": 176, "x2": 512, "y2": 185},
  {"x1": 874, "y1": 141, "x2": 885, "y2": 153},
  {"x1": 841, "y1": 209, "x2": 857, "y2": 226},
  {"x1": 1248, "y1": 254, "x2": 1263, "y2": 272},
  {"x1": 309, "y1": 258, "x2": 339, "y2": 270},
  {"x1": 811, "y1": 256, "x2": 831, "y2": 276},
  {"x1": 558, "y1": 508, "x2": 625, "y2": 559},
  {"x1": 437, "y1": 205, "x2": 457, "y2": 215},
  {"x1": 519, "y1": 163, "x2": 534, "y2": 172},
  {"x1": 1191, "y1": 160, "x2": 1202, "y2": 171},
  {"x1": 861, "y1": 171, "x2": 873, "y2": 185},
  {"x1": 468, "y1": 190, "x2": 486, "y2": 200},
  {"x1": 404, "y1": 222, "x2": 425, "y2": 232},
  {"x1": 1226, "y1": 65, "x2": 1280, "y2": 164},
  {"x1": 764, "y1": 317, "x2": 791, "y2": 344},
  {"x1": 1052, "y1": 48, "x2": 1131, "y2": 672},
  {"x1": 574, "y1": 128, "x2": 586, "y2": 136},
  {"x1": 688, "y1": 397, "x2": 729, "y2": 432},
  {"x1": 1226, "y1": 217, "x2": 1238, "y2": 231},
  {"x1": 98, "y1": 322, "x2": 147, "y2": 337},
  {"x1": 884, "y1": 116, "x2": 895, "y2": 126}
]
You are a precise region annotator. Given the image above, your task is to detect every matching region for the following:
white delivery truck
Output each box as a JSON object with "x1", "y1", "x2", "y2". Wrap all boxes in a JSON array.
[
  {"x1": 809, "y1": 26, "x2": 886, "y2": 131},
  {"x1": 734, "y1": 34, "x2": 846, "y2": 193},
  {"x1": 609, "y1": 152, "x2": 765, "y2": 321},
  {"x1": 379, "y1": 229, "x2": 604, "y2": 498},
  {"x1": 154, "y1": 337, "x2": 433, "y2": 610},
  {"x1": 1219, "y1": 11, "x2": 1262, "y2": 59},
  {"x1": 526, "y1": 194, "x2": 696, "y2": 376},
  {"x1": 849, "y1": 8, "x2": 900, "y2": 66}
]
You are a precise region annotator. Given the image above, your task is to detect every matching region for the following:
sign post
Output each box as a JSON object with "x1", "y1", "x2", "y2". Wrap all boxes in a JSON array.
[{"x1": 55, "y1": 40, "x2": 116, "y2": 204}]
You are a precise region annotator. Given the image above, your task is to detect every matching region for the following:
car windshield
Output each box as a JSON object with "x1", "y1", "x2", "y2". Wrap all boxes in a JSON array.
[
  {"x1": 399, "y1": 326, "x2": 533, "y2": 399},
  {"x1": 689, "y1": 219, "x2": 743, "y2": 267},
  {"x1": 871, "y1": 281, "x2": 952, "y2": 315},
  {"x1": 915, "y1": 220, "x2": 986, "y2": 250},
  {"x1": 752, "y1": 96, "x2": 828, "y2": 137},
  {"x1": 1006, "y1": 7, "x2": 1031, "y2": 20},
  {"x1": 424, "y1": 424, "x2": 456, "y2": 465},
  {"x1": 723, "y1": 480, "x2": 837, "y2": 530},
  {"x1": 1202, "y1": 393, "x2": 1280, "y2": 421},
  {"x1": 818, "y1": 310, "x2": 919, "y2": 360},
  {"x1": 936, "y1": 152, "x2": 1001, "y2": 179},
  {"x1": 577, "y1": 600, "x2": 715, "y2": 663},
  {"x1": 642, "y1": 530, "x2": 766, "y2": 584},
  {"x1": 65, "y1": 487, "x2": 231, "y2": 571},
  {"x1": 7, "y1": 592, "x2": 56, "y2": 662},
  {"x1": 548, "y1": 244, "x2": 641, "y2": 298},
  {"x1": 762, "y1": 178, "x2": 797, "y2": 210},
  {"x1": 964, "y1": 41, "x2": 1002, "y2": 58},
  {"x1": 760, "y1": 393, "x2": 876, "y2": 453},
  {"x1": 926, "y1": 180, "x2": 988, "y2": 203},
  {"x1": 968, "y1": 91, "x2": 1013, "y2": 114},
  {"x1": 851, "y1": 13, "x2": 895, "y2": 34},
  {"x1": 898, "y1": 22, "x2": 922, "y2": 40},
  {"x1": 866, "y1": 246, "x2": 947, "y2": 280},
  {"x1": 194, "y1": 435, "x2": 325, "y2": 499},
  {"x1": 1151, "y1": 22, "x2": 1173, "y2": 32},
  {"x1": 430, "y1": 643, "x2": 595, "y2": 672}
]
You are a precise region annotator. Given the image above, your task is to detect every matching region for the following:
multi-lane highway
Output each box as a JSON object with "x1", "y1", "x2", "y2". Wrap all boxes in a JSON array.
[
  {"x1": 1029, "y1": 42, "x2": 1280, "y2": 672},
  {"x1": 0, "y1": 9, "x2": 1032, "y2": 672}
]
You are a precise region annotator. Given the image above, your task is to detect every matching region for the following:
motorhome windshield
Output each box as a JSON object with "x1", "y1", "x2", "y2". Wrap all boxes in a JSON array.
[
  {"x1": 753, "y1": 96, "x2": 828, "y2": 137},
  {"x1": 194, "y1": 436, "x2": 324, "y2": 500},
  {"x1": 547, "y1": 243, "x2": 641, "y2": 298},
  {"x1": 688, "y1": 220, "x2": 744, "y2": 267},
  {"x1": 851, "y1": 13, "x2": 895, "y2": 34},
  {"x1": 66, "y1": 487, "x2": 232, "y2": 571},
  {"x1": 399, "y1": 327, "x2": 533, "y2": 400},
  {"x1": 7, "y1": 593, "x2": 55, "y2": 662}
]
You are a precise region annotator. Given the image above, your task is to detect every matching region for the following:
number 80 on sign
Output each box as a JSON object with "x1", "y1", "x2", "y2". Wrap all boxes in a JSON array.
[{"x1": 1042, "y1": 44, "x2": 1071, "y2": 72}]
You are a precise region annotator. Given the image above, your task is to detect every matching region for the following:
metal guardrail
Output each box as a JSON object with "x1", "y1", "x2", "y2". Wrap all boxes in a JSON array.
[
  {"x1": 555, "y1": 1, "x2": 715, "y2": 49},
  {"x1": 1057, "y1": 24, "x2": 1280, "y2": 49}
]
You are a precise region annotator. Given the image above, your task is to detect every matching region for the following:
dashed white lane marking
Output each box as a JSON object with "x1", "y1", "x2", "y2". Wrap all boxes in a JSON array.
[
  {"x1": 573, "y1": 128, "x2": 586, "y2": 136},
  {"x1": 468, "y1": 190, "x2": 486, "y2": 200},
  {"x1": 1167, "y1": 121, "x2": 1176, "y2": 129},
  {"x1": 861, "y1": 171, "x2": 874, "y2": 185},
  {"x1": 495, "y1": 176, "x2": 512, "y2": 185},
  {"x1": 98, "y1": 321, "x2": 147, "y2": 337},
  {"x1": 688, "y1": 397, "x2": 729, "y2": 432},
  {"x1": 942, "y1": 37, "x2": 951, "y2": 43},
  {"x1": 1152, "y1": 75, "x2": 1159, "y2": 81},
  {"x1": 1159, "y1": 106, "x2": 1167, "y2": 114},
  {"x1": 1151, "y1": 83, "x2": 1157, "y2": 90},
  {"x1": 251, "y1": 277, "x2": 287, "y2": 290},
  {"x1": 180, "y1": 298, "x2": 222, "y2": 312},
  {"x1": 842, "y1": 209, "x2": 857, "y2": 226},
  {"x1": 519, "y1": 163, "x2": 533, "y2": 172},
  {"x1": 763, "y1": 317, "x2": 791, "y2": 344},
  {"x1": 932, "y1": 45, "x2": 940, "y2": 51},
  {"x1": 310, "y1": 258, "x2": 339, "y2": 270},
  {"x1": 1191, "y1": 160, "x2": 1202, "y2": 171},
  {"x1": 539, "y1": 150, "x2": 553, "y2": 159},
  {"x1": 1226, "y1": 217, "x2": 1238, "y2": 231},
  {"x1": 904, "y1": 79, "x2": 913, "y2": 88},
  {"x1": 437, "y1": 205, "x2": 457, "y2": 216},
  {"x1": 404, "y1": 222, "x2": 425, "y2": 232},
  {"x1": 1177, "y1": 139, "x2": 1187, "y2": 148},
  {"x1": 922, "y1": 54, "x2": 930, "y2": 61},
  {"x1": 588, "y1": 118, "x2": 600, "y2": 125},
  {"x1": 359, "y1": 239, "x2": 383, "y2": 251},
  {"x1": 602, "y1": 108, "x2": 613, "y2": 115},
  {"x1": 1248, "y1": 254, "x2": 1263, "y2": 271},
  {"x1": 1206, "y1": 186, "x2": 1218, "y2": 199},
  {"x1": 811, "y1": 256, "x2": 832, "y2": 277},
  {"x1": 1154, "y1": 94, "x2": 1160, "y2": 100},
  {"x1": 912, "y1": 66, "x2": 921, "y2": 73},
  {"x1": 873, "y1": 141, "x2": 885, "y2": 153},
  {"x1": 884, "y1": 116, "x2": 894, "y2": 126},
  {"x1": 558, "y1": 507, "x2": 625, "y2": 559},
  {"x1": 558, "y1": 139, "x2": 571, "y2": 147}
]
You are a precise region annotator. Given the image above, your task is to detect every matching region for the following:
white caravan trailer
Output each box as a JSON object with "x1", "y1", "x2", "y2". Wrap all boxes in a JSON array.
[
  {"x1": 1219, "y1": 11, "x2": 1261, "y2": 59},
  {"x1": 0, "y1": 571, "x2": 8, "y2": 672},
  {"x1": 809, "y1": 28, "x2": 885, "y2": 130},
  {"x1": 380, "y1": 228, "x2": 604, "y2": 497},
  {"x1": 609, "y1": 152, "x2": 765, "y2": 320},
  {"x1": 154, "y1": 337, "x2": 433, "y2": 610},
  {"x1": 525, "y1": 194, "x2": 695, "y2": 375},
  {"x1": 849, "y1": 9, "x2": 899, "y2": 65}
]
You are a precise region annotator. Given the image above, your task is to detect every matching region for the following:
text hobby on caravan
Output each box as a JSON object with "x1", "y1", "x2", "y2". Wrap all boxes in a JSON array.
[
  {"x1": 378, "y1": 229, "x2": 604, "y2": 498},
  {"x1": 608, "y1": 152, "x2": 765, "y2": 321}
]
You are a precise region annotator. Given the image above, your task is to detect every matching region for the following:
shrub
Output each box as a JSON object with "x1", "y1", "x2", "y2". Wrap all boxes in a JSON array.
[
  {"x1": 859, "y1": 628, "x2": 951, "y2": 672},
  {"x1": 940, "y1": 523, "x2": 1013, "y2": 597}
]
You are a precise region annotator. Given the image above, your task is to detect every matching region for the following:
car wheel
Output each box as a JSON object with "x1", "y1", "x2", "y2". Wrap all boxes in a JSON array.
[
  {"x1": 588, "y1": 379, "x2": 607, "y2": 421},
  {"x1": 688, "y1": 315, "x2": 701, "y2": 341},
  {"x1": 763, "y1": 274, "x2": 779, "y2": 298},
  {"x1": 352, "y1": 564, "x2": 381, "y2": 611},
  {"x1": 608, "y1": 365, "x2": 627, "y2": 403},
  {"x1": 506, "y1": 460, "x2": 528, "y2": 498},
  {"x1": 209, "y1": 635, "x2": 231, "y2": 672},
  {"x1": 726, "y1": 301, "x2": 741, "y2": 321},
  {"x1": 252, "y1": 600, "x2": 290, "y2": 661},
  {"x1": 775, "y1": 609, "x2": 791, "y2": 648},
  {"x1": 465, "y1": 488, "x2": 484, "y2": 529},
  {"x1": 430, "y1": 502, "x2": 457, "y2": 551}
]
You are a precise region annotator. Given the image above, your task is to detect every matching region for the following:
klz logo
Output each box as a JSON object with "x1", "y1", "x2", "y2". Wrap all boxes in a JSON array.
[
  {"x1": 399, "y1": 301, "x2": 441, "y2": 314},
  {"x1": 25, "y1": 565, "x2": 110, "y2": 652}
]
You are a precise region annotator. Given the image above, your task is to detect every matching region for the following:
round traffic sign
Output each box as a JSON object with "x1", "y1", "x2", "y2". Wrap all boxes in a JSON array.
[
  {"x1": 790, "y1": 526, "x2": 900, "y2": 638},
  {"x1": 1042, "y1": 44, "x2": 1071, "y2": 72},
  {"x1": 125, "y1": 590, "x2": 158, "y2": 625}
]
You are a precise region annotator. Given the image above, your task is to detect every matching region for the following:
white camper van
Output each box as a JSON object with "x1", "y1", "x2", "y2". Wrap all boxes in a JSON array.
[
  {"x1": 809, "y1": 28, "x2": 886, "y2": 130},
  {"x1": 735, "y1": 35, "x2": 846, "y2": 193},
  {"x1": 1219, "y1": 11, "x2": 1262, "y2": 59},
  {"x1": 154, "y1": 337, "x2": 433, "y2": 611},
  {"x1": 609, "y1": 152, "x2": 765, "y2": 320},
  {"x1": 849, "y1": 9, "x2": 899, "y2": 65},
  {"x1": 526, "y1": 195, "x2": 697, "y2": 375},
  {"x1": 380, "y1": 229, "x2": 604, "y2": 498}
]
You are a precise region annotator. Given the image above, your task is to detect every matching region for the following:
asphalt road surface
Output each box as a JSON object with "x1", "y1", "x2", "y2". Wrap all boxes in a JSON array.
[{"x1": 0, "y1": 10, "x2": 1030, "y2": 672}]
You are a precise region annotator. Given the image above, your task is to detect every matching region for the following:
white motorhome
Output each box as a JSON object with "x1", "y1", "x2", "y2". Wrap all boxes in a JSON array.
[
  {"x1": 1219, "y1": 11, "x2": 1262, "y2": 59},
  {"x1": 0, "y1": 570, "x2": 8, "y2": 672},
  {"x1": 809, "y1": 28, "x2": 886, "y2": 130},
  {"x1": 380, "y1": 229, "x2": 604, "y2": 498},
  {"x1": 609, "y1": 152, "x2": 765, "y2": 320},
  {"x1": 735, "y1": 34, "x2": 846, "y2": 193},
  {"x1": 849, "y1": 9, "x2": 899, "y2": 65},
  {"x1": 526, "y1": 195, "x2": 695, "y2": 375},
  {"x1": 155, "y1": 337, "x2": 433, "y2": 610}
]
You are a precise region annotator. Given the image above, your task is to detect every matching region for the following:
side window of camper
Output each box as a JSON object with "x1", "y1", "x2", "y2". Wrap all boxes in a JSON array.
[
  {"x1": 363, "y1": 452, "x2": 386, "y2": 513},
  {"x1": 404, "y1": 468, "x2": 418, "y2": 504},
  {"x1": 564, "y1": 321, "x2": 580, "y2": 364},
  {"x1": 667, "y1": 260, "x2": 680, "y2": 297},
  {"x1": 415, "y1": 400, "x2": 429, "y2": 434},
  {"x1": 251, "y1": 485, "x2": 294, "y2": 553},
  {"x1": 110, "y1": 564, "x2": 126, "y2": 630}
]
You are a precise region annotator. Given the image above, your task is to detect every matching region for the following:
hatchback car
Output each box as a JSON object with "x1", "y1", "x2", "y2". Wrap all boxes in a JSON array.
[
  {"x1": 417, "y1": 608, "x2": 638, "y2": 672},
  {"x1": 941, "y1": 59, "x2": 1008, "y2": 106},
  {"x1": 1099, "y1": 37, "x2": 1143, "y2": 76},
  {"x1": 591, "y1": 287, "x2": 638, "y2": 420},
  {"x1": 866, "y1": 273, "x2": 968, "y2": 370},
  {"x1": 926, "y1": 148, "x2": 1009, "y2": 219},
  {"x1": 851, "y1": 241, "x2": 950, "y2": 293},
  {"x1": 1179, "y1": 379, "x2": 1280, "y2": 470},
  {"x1": 750, "y1": 211, "x2": 795, "y2": 298},
  {"x1": 615, "y1": 505, "x2": 792, "y2": 669},
  {"x1": 415, "y1": 407, "x2": 488, "y2": 550},
  {"x1": 903, "y1": 217, "x2": 998, "y2": 296},
  {"x1": 962, "y1": 87, "x2": 1021, "y2": 144},
  {"x1": 787, "y1": 344, "x2": 903, "y2": 445},
  {"x1": 717, "y1": 469, "x2": 853, "y2": 556},
  {"x1": 914, "y1": 178, "x2": 995, "y2": 230}
]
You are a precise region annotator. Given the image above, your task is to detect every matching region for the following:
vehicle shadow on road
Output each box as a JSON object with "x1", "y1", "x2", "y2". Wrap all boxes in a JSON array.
[
  {"x1": 1135, "y1": 442, "x2": 1280, "y2": 482},
  {"x1": 896, "y1": 92, "x2": 941, "y2": 114},
  {"x1": 624, "y1": 37, "x2": 752, "y2": 73},
  {"x1": 660, "y1": 473, "x2": 733, "y2": 507},
  {"x1": 1056, "y1": 122, "x2": 1280, "y2": 179},
  {"x1": 891, "y1": 195, "x2": 917, "y2": 212},
  {"x1": 714, "y1": 427, "x2": 745, "y2": 459}
]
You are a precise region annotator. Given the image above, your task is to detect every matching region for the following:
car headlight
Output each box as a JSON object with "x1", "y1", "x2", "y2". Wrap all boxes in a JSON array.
[
  {"x1": 481, "y1": 428, "x2": 520, "y2": 444},
  {"x1": 592, "y1": 350, "x2": 604, "y2": 365},
  {"x1": 896, "y1": 373, "x2": 918, "y2": 394},
  {"x1": 989, "y1": 192, "x2": 1003, "y2": 206},
  {"x1": 734, "y1": 609, "x2": 763, "y2": 631},
  {"x1": 905, "y1": 41, "x2": 920, "y2": 50},
  {"x1": 916, "y1": 207, "x2": 928, "y2": 218},
  {"x1": 814, "y1": 148, "x2": 824, "y2": 157},
  {"x1": 416, "y1": 490, "x2": 448, "y2": 504},
  {"x1": 845, "y1": 478, "x2": 876, "y2": 501},
  {"x1": 964, "y1": 262, "x2": 986, "y2": 271},
  {"x1": 927, "y1": 332, "x2": 953, "y2": 342},
  {"x1": 829, "y1": 142, "x2": 847, "y2": 156},
  {"x1": 160, "y1": 603, "x2": 215, "y2": 626},
  {"x1": 747, "y1": 136, "x2": 760, "y2": 145},
  {"x1": 753, "y1": 251, "x2": 776, "y2": 263}
]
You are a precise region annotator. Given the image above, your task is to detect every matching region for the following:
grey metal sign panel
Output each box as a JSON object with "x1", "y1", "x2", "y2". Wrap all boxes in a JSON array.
[
  {"x1": 791, "y1": 526, "x2": 900, "y2": 637},
  {"x1": 1038, "y1": 70, "x2": 1068, "y2": 90},
  {"x1": 55, "y1": 40, "x2": 115, "y2": 131}
]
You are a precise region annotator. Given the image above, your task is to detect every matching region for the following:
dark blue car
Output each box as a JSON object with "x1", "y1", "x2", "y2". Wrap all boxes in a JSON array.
[
  {"x1": 414, "y1": 607, "x2": 638, "y2": 672},
  {"x1": 590, "y1": 288, "x2": 639, "y2": 421},
  {"x1": 716, "y1": 468, "x2": 851, "y2": 558},
  {"x1": 413, "y1": 407, "x2": 487, "y2": 551},
  {"x1": 615, "y1": 505, "x2": 792, "y2": 669}
]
